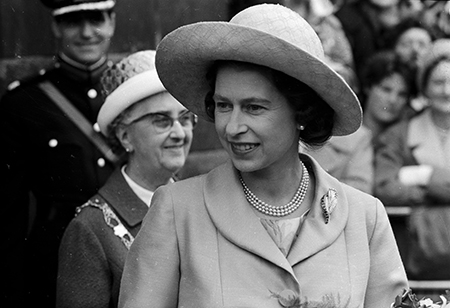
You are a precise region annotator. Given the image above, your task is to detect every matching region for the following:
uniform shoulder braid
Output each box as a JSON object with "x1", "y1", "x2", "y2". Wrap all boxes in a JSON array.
[{"x1": 5, "y1": 61, "x2": 57, "y2": 92}]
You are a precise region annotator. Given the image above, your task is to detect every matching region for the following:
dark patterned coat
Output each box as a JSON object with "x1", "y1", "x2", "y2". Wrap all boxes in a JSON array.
[{"x1": 56, "y1": 168, "x2": 148, "y2": 308}]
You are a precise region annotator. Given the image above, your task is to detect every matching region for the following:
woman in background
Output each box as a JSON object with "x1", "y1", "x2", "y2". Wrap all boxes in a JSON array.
[
  {"x1": 361, "y1": 50, "x2": 414, "y2": 139},
  {"x1": 56, "y1": 50, "x2": 196, "y2": 308},
  {"x1": 384, "y1": 16, "x2": 434, "y2": 110}
]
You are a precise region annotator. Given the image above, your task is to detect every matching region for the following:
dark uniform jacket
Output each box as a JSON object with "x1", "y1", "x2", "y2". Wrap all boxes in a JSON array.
[
  {"x1": 56, "y1": 168, "x2": 148, "y2": 308},
  {"x1": 0, "y1": 55, "x2": 119, "y2": 307}
]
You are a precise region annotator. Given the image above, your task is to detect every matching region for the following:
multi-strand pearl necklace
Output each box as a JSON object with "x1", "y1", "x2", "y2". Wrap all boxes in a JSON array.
[{"x1": 239, "y1": 161, "x2": 309, "y2": 217}]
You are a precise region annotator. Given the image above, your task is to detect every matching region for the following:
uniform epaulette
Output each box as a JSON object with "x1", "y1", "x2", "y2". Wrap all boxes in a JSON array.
[
  {"x1": 6, "y1": 67, "x2": 52, "y2": 92},
  {"x1": 7, "y1": 80, "x2": 21, "y2": 91}
]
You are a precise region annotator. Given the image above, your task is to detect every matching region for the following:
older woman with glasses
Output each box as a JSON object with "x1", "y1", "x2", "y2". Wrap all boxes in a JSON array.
[{"x1": 56, "y1": 50, "x2": 196, "y2": 308}]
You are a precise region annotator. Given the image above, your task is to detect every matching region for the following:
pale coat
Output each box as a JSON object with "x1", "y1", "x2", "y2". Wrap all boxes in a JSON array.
[
  {"x1": 57, "y1": 169, "x2": 148, "y2": 308},
  {"x1": 375, "y1": 109, "x2": 450, "y2": 206},
  {"x1": 303, "y1": 126, "x2": 374, "y2": 194},
  {"x1": 119, "y1": 155, "x2": 408, "y2": 308}
]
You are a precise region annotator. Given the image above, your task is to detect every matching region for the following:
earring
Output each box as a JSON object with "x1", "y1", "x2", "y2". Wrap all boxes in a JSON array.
[
  {"x1": 298, "y1": 124, "x2": 305, "y2": 131},
  {"x1": 125, "y1": 148, "x2": 130, "y2": 153}
]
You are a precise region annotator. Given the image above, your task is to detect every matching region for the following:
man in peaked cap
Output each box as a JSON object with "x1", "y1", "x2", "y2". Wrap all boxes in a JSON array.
[{"x1": 0, "y1": 1, "x2": 118, "y2": 307}]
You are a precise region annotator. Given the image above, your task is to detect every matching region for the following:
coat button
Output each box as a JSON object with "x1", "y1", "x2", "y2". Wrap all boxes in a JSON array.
[
  {"x1": 87, "y1": 89, "x2": 97, "y2": 98},
  {"x1": 93, "y1": 123, "x2": 101, "y2": 132},
  {"x1": 48, "y1": 139, "x2": 58, "y2": 147},
  {"x1": 97, "y1": 158, "x2": 105, "y2": 167}
]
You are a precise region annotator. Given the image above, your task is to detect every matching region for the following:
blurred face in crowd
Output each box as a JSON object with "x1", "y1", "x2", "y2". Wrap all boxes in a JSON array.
[
  {"x1": 398, "y1": 0, "x2": 424, "y2": 20},
  {"x1": 119, "y1": 92, "x2": 195, "y2": 177},
  {"x1": 368, "y1": 0, "x2": 401, "y2": 29},
  {"x1": 425, "y1": 61, "x2": 450, "y2": 115},
  {"x1": 282, "y1": 0, "x2": 333, "y2": 26},
  {"x1": 395, "y1": 27, "x2": 432, "y2": 69},
  {"x1": 213, "y1": 62, "x2": 299, "y2": 175},
  {"x1": 364, "y1": 72, "x2": 409, "y2": 125},
  {"x1": 52, "y1": 10, "x2": 116, "y2": 65},
  {"x1": 421, "y1": 1, "x2": 450, "y2": 37}
]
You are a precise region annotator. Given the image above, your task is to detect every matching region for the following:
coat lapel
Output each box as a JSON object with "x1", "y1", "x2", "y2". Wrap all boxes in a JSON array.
[
  {"x1": 287, "y1": 155, "x2": 349, "y2": 266},
  {"x1": 98, "y1": 168, "x2": 149, "y2": 229},
  {"x1": 203, "y1": 156, "x2": 349, "y2": 275},
  {"x1": 204, "y1": 160, "x2": 295, "y2": 276}
]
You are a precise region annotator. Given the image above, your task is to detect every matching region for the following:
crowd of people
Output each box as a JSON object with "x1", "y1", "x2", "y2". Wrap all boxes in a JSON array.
[{"x1": 1, "y1": 0, "x2": 449, "y2": 307}]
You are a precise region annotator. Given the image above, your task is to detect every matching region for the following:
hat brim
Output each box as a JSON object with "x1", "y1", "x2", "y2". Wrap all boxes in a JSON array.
[
  {"x1": 97, "y1": 69, "x2": 166, "y2": 136},
  {"x1": 156, "y1": 22, "x2": 362, "y2": 136},
  {"x1": 52, "y1": 0, "x2": 115, "y2": 16}
]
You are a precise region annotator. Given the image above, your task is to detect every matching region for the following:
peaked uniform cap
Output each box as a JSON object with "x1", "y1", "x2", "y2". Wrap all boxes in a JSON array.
[
  {"x1": 41, "y1": 0, "x2": 116, "y2": 16},
  {"x1": 155, "y1": 3, "x2": 362, "y2": 136}
]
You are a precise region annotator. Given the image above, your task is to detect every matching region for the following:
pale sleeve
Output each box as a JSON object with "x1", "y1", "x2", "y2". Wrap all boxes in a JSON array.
[
  {"x1": 365, "y1": 199, "x2": 409, "y2": 308},
  {"x1": 374, "y1": 123, "x2": 427, "y2": 206},
  {"x1": 340, "y1": 129, "x2": 374, "y2": 194},
  {"x1": 119, "y1": 186, "x2": 180, "y2": 308}
]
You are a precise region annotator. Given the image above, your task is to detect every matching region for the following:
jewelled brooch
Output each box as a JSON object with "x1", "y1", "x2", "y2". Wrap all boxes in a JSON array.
[{"x1": 321, "y1": 188, "x2": 338, "y2": 224}]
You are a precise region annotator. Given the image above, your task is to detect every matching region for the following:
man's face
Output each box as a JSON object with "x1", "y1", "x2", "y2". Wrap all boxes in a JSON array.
[{"x1": 52, "y1": 10, "x2": 115, "y2": 65}]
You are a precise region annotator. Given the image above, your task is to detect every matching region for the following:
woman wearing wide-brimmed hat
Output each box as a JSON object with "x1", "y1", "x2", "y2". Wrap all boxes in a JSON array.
[
  {"x1": 119, "y1": 4, "x2": 408, "y2": 308},
  {"x1": 56, "y1": 50, "x2": 196, "y2": 308}
]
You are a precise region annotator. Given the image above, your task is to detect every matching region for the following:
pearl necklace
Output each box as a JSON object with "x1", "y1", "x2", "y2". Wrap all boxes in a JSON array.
[{"x1": 239, "y1": 161, "x2": 309, "y2": 217}]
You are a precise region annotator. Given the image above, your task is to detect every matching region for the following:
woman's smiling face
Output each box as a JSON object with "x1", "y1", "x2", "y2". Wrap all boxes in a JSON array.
[{"x1": 213, "y1": 62, "x2": 300, "y2": 174}]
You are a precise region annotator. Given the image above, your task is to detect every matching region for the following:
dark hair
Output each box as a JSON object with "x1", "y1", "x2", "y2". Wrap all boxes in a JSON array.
[
  {"x1": 105, "y1": 106, "x2": 134, "y2": 155},
  {"x1": 227, "y1": 0, "x2": 280, "y2": 19},
  {"x1": 384, "y1": 17, "x2": 434, "y2": 50},
  {"x1": 360, "y1": 50, "x2": 413, "y2": 107},
  {"x1": 204, "y1": 60, "x2": 335, "y2": 148},
  {"x1": 421, "y1": 55, "x2": 450, "y2": 94}
]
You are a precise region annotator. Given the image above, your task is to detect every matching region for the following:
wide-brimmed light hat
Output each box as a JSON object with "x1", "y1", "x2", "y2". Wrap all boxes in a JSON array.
[
  {"x1": 97, "y1": 50, "x2": 166, "y2": 136},
  {"x1": 155, "y1": 3, "x2": 361, "y2": 136}
]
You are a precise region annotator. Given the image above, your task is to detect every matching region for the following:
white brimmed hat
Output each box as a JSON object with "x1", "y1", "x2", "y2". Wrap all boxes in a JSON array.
[
  {"x1": 41, "y1": 0, "x2": 116, "y2": 16},
  {"x1": 97, "y1": 50, "x2": 166, "y2": 136},
  {"x1": 155, "y1": 3, "x2": 361, "y2": 136}
]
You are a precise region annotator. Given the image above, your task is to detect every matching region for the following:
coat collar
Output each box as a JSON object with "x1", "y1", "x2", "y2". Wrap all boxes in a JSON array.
[
  {"x1": 408, "y1": 109, "x2": 450, "y2": 168},
  {"x1": 56, "y1": 53, "x2": 108, "y2": 83},
  {"x1": 98, "y1": 168, "x2": 149, "y2": 227},
  {"x1": 203, "y1": 155, "x2": 349, "y2": 275}
]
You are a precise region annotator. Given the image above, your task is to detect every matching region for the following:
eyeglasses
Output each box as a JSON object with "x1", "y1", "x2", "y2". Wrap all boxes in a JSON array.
[{"x1": 126, "y1": 111, "x2": 198, "y2": 134}]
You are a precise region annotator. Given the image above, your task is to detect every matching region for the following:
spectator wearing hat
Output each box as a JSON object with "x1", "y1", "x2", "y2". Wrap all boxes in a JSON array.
[
  {"x1": 118, "y1": 4, "x2": 407, "y2": 308},
  {"x1": 56, "y1": 50, "x2": 196, "y2": 308},
  {"x1": 374, "y1": 39, "x2": 450, "y2": 280},
  {"x1": 0, "y1": 0, "x2": 117, "y2": 306}
]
